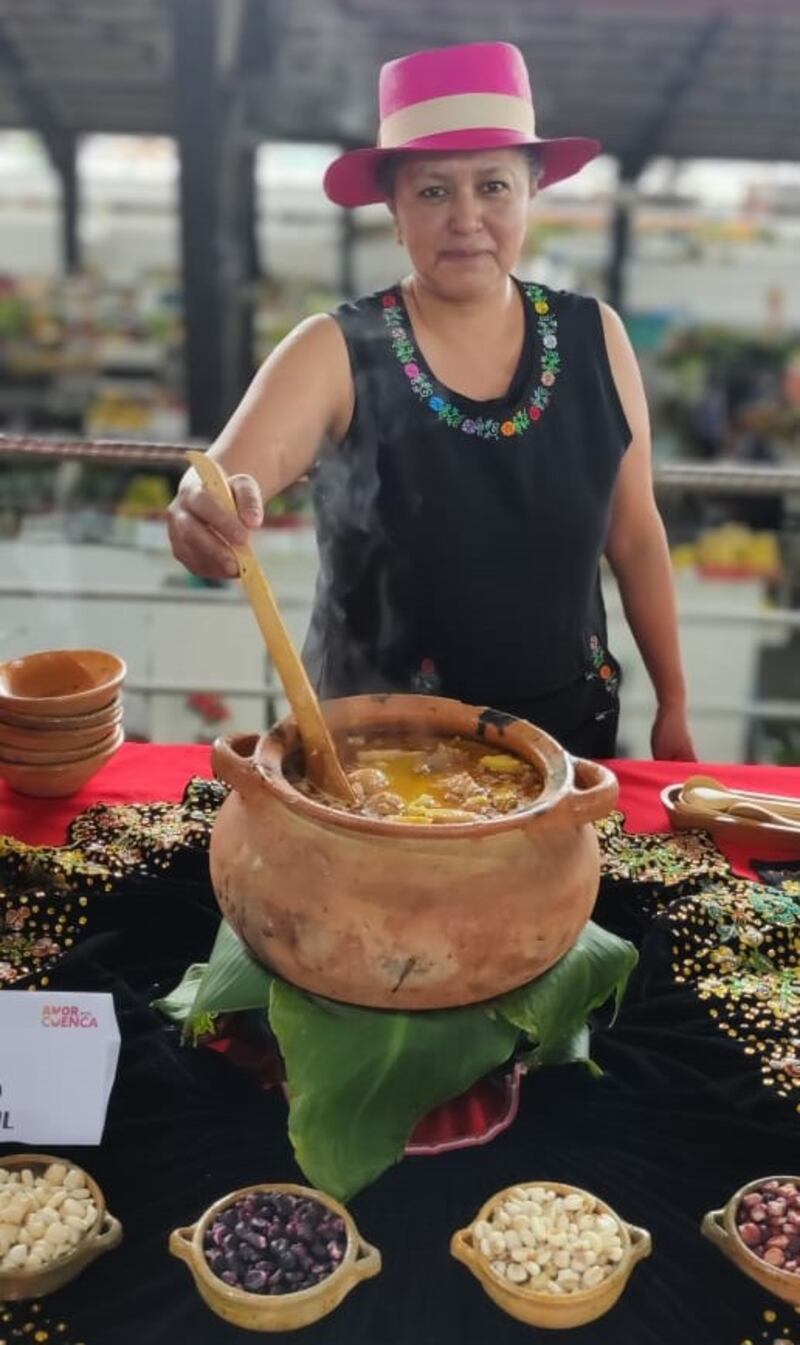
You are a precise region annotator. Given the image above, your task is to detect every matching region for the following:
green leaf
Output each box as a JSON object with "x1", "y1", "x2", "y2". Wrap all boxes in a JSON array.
[
  {"x1": 494, "y1": 921, "x2": 637, "y2": 1067},
  {"x1": 151, "y1": 963, "x2": 207, "y2": 1027},
  {"x1": 152, "y1": 921, "x2": 273, "y2": 1035},
  {"x1": 268, "y1": 981, "x2": 519, "y2": 1202}
]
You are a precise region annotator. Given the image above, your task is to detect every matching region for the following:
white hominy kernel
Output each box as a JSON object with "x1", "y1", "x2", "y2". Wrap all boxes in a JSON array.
[
  {"x1": 496, "y1": 1210, "x2": 511, "y2": 1229},
  {"x1": 40, "y1": 1209, "x2": 58, "y2": 1227},
  {"x1": 531, "y1": 1217, "x2": 548, "y2": 1240},
  {"x1": 570, "y1": 1255, "x2": 587, "y2": 1272},
  {"x1": 44, "y1": 1164, "x2": 67, "y2": 1187},
  {"x1": 557, "y1": 1268, "x2": 581, "y2": 1287},
  {"x1": 510, "y1": 1247, "x2": 529, "y2": 1263},
  {"x1": 546, "y1": 1280, "x2": 564, "y2": 1294},
  {"x1": 6, "y1": 1243, "x2": 28, "y2": 1268},
  {"x1": 548, "y1": 1232, "x2": 567, "y2": 1248},
  {"x1": 47, "y1": 1191, "x2": 66, "y2": 1210},
  {"x1": 504, "y1": 1230, "x2": 522, "y2": 1251},
  {"x1": 519, "y1": 1229, "x2": 536, "y2": 1248},
  {"x1": 506, "y1": 1263, "x2": 528, "y2": 1284},
  {"x1": 563, "y1": 1194, "x2": 583, "y2": 1212},
  {"x1": 607, "y1": 1247, "x2": 624, "y2": 1263},
  {"x1": 45, "y1": 1222, "x2": 68, "y2": 1247},
  {"x1": 479, "y1": 1237, "x2": 492, "y2": 1258},
  {"x1": 474, "y1": 1221, "x2": 491, "y2": 1242},
  {"x1": 525, "y1": 1261, "x2": 541, "y2": 1278},
  {"x1": 68, "y1": 1188, "x2": 91, "y2": 1201},
  {"x1": 62, "y1": 1199, "x2": 85, "y2": 1219},
  {"x1": 20, "y1": 1170, "x2": 34, "y2": 1189},
  {"x1": 582, "y1": 1250, "x2": 598, "y2": 1267},
  {"x1": 511, "y1": 1215, "x2": 528, "y2": 1233},
  {"x1": 490, "y1": 1259, "x2": 507, "y2": 1278},
  {"x1": 536, "y1": 1247, "x2": 552, "y2": 1265},
  {"x1": 596, "y1": 1214, "x2": 618, "y2": 1234},
  {"x1": 63, "y1": 1169, "x2": 83, "y2": 1191},
  {"x1": 504, "y1": 1200, "x2": 522, "y2": 1216},
  {"x1": 488, "y1": 1232, "x2": 506, "y2": 1257},
  {"x1": 528, "y1": 1188, "x2": 548, "y2": 1203},
  {"x1": 583, "y1": 1265, "x2": 605, "y2": 1288},
  {"x1": 65, "y1": 1215, "x2": 85, "y2": 1233},
  {"x1": 584, "y1": 1231, "x2": 602, "y2": 1252},
  {"x1": 553, "y1": 1250, "x2": 571, "y2": 1269},
  {"x1": 511, "y1": 1187, "x2": 529, "y2": 1202}
]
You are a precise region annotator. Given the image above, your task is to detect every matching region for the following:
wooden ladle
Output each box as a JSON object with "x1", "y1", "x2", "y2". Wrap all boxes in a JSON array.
[
  {"x1": 680, "y1": 775, "x2": 800, "y2": 828},
  {"x1": 186, "y1": 451, "x2": 355, "y2": 804}
]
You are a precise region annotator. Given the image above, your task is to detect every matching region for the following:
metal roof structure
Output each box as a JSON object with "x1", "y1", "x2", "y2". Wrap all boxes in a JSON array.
[{"x1": 0, "y1": 0, "x2": 798, "y2": 169}]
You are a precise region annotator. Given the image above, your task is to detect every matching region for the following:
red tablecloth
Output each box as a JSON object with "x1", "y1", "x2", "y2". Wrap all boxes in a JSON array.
[{"x1": 2, "y1": 745, "x2": 800, "y2": 871}]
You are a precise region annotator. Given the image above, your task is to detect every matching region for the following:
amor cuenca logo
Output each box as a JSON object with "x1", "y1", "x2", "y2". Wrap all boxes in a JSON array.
[{"x1": 41, "y1": 1004, "x2": 99, "y2": 1028}]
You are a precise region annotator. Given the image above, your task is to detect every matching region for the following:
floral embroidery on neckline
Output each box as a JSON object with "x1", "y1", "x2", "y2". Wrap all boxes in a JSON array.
[{"x1": 381, "y1": 282, "x2": 560, "y2": 439}]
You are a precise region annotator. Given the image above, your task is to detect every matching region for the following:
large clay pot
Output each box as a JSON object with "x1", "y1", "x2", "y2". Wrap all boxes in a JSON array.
[{"x1": 209, "y1": 695, "x2": 618, "y2": 1011}]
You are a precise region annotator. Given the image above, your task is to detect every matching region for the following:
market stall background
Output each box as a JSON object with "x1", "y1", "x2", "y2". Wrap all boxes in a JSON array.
[{"x1": 1, "y1": 0, "x2": 799, "y2": 758}]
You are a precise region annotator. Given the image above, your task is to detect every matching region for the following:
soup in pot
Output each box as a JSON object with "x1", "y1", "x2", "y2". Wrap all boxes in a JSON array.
[{"x1": 292, "y1": 735, "x2": 544, "y2": 823}]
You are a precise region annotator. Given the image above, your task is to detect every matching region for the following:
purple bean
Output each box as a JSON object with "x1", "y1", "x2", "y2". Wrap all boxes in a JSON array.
[
  {"x1": 220, "y1": 1270, "x2": 239, "y2": 1287},
  {"x1": 244, "y1": 1268, "x2": 269, "y2": 1292}
]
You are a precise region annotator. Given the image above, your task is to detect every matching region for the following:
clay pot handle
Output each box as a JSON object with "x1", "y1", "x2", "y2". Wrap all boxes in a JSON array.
[
  {"x1": 449, "y1": 1227, "x2": 479, "y2": 1270},
  {"x1": 352, "y1": 1236, "x2": 382, "y2": 1283},
  {"x1": 625, "y1": 1224, "x2": 652, "y2": 1265},
  {"x1": 568, "y1": 757, "x2": 619, "y2": 825},
  {"x1": 168, "y1": 1224, "x2": 197, "y2": 1267},
  {"x1": 211, "y1": 733, "x2": 265, "y2": 801},
  {"x1": 93, "y1": 1211, "x2": 123, "y2": 1255},
  {"x1": 700, "y1": 1208, "x2": 729, "y2": 1251}
]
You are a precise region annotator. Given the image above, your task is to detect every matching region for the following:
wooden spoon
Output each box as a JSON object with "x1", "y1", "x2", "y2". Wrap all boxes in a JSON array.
[
  {"x1": 681, "y1": 778, "x2": 800, "y2": 827},
  {"x1": 685, "y1": 773, "x2": 800, "y2": 815},
  {"x1": 186, "y1": 451, "x2": 355, "y2": 804}
]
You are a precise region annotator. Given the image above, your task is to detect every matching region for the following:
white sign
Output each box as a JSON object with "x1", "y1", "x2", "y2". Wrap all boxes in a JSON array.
[{"x1": 0, "y1": 992, "x2": 120, "y2": 1146}]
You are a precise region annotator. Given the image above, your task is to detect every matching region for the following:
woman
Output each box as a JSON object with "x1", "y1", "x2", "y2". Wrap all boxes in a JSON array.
[{"x1": 168, "y1": 41, "x2": 696, "y2": 761}]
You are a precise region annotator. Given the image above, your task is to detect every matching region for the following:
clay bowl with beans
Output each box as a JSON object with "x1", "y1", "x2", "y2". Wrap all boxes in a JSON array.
[
  {"x1": 702, "y1": 1175, "x2": 800, "y2": 1305},
  {"x1": 0, "y1": 1153, "x2": 122, "y2": 1300},
  {"x1": 451, "y1": 1180, "x2": 652, "y2": 1329},
  {"x1": 169, "y1": 1181, "x2": 381, "y2": 1332}
]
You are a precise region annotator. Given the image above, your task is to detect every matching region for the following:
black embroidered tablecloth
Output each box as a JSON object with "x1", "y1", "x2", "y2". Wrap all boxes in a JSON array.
[{"x1": 2, "y1": 784, "x2": 800, "y2": 1345}]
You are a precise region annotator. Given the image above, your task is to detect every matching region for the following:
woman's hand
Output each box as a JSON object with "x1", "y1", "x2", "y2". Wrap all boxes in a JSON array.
[
  {"x1": 650, "y1": 702, "x2": 698, "y2": 761},
  {"x1": 167, "y1": 469, "x2": 264, "y2": 579}
]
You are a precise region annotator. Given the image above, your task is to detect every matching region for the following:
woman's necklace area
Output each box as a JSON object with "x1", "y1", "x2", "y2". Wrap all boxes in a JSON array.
[{"x1": 381, "y1": 280, "x2": 561, "y2": 440}]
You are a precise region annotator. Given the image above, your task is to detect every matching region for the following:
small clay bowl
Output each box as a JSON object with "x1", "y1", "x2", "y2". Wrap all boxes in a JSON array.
[
  {"x1": 0, "y1": 724, "x2": 122, "y2": 765},
  {"x1": 0, "y1": 1153, "x2": 122, "y2": 1301},
  {"x1": 702, "y1": 1175, "x2": 800, "y2": 1305},
  {"x1": 0, "y1": 703, "x2": 123, "y2": 754},
  {"x1": 0, "y1": 695, "x2": 122, "y2": 733},
  {"x1": 451, "y1": 1180, "x2": 652, "y2": 1330},
  {"x1": 169, "y1": 1181, "x2": 381, "y2": 1332},
  {"x1": 0, "y1": 728, "x2": 124, "y2": 797},
  {"x1": 0, "y1": 649, "x2": 126, "y2": 717}
]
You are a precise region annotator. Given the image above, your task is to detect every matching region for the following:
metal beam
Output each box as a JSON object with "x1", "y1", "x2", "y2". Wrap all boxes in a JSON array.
[
  {"x1": 59, "y1": 133, "x2": 80, "y2": 275},
  {"x1": 619, "y1": 12, "x2": 729, "y2": 178},
  {"x1": 0, "y1": 12, "x2": 83, "y2": 273},
  {"x1": 172, "y1": 0, "x2": 226, "y2": 438},
  {"x1": 172, "y1": 0, "x2": 260, "y2": 437}
]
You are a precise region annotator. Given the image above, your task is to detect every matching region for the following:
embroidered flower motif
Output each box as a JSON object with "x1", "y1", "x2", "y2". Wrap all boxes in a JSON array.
[
  {"x1": 382, "y1": 282, "x2": 561, "y2": 438},
  {"x1": 5, "y1": 906, "x2": 29, "y2": 931},
  {"x1": 588, "y1": 634, "x2": 619, "y2": 695}
]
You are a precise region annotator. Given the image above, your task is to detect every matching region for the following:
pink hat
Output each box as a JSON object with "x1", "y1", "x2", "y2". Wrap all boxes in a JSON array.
[{"x1": 323, "y1": 42, "x2": 601, "y2": 207}]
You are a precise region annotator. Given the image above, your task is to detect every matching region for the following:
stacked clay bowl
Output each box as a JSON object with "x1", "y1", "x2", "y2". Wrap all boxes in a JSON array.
[{"x1": 0, "y1": 649, "x2": 126, "y2": 797}]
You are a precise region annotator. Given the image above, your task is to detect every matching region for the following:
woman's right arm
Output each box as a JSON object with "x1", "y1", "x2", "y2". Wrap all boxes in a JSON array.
[{"x1": 167, "y1": 314, "x2": 353, "y2": 578}]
